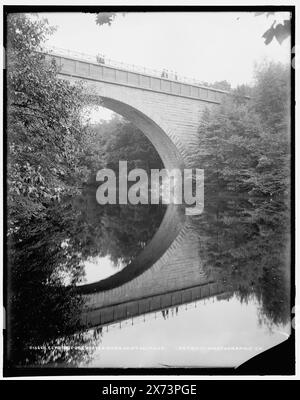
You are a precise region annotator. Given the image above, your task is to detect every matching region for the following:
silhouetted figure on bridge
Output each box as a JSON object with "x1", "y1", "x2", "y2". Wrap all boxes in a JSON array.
[
  {"x1": 161, "y1": 69, "x2": 168, "y2": 79},
  {"x1": 96, "y1": 54, "x2": 105, "y2": 64}
]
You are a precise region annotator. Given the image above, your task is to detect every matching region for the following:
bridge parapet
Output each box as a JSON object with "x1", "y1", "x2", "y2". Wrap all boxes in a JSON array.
[
  {"x1": 81, "y1": 281, "x2": 233, "y2": 329},
  {"x1": 43, "y1": 46, "x2": 228, "y2": 104}
]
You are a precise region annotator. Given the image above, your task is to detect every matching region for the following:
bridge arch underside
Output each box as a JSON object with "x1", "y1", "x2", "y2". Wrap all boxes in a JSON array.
[
  {"x1": 99, "y1": 97, "x2": 184, "y2": 171},
  {"x1": 77, "y1": 98, "x2": 188, "y2": 294}
]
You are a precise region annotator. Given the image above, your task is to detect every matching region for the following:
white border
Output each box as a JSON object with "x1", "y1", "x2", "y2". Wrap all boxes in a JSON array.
[{"x1": 0, "y1": 0, "x2": 298, "y2": 381}]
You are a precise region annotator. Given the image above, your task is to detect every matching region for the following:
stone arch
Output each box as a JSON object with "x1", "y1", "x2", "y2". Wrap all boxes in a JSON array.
[
  {"x1": 99, "y1": 96, "x2": 185, "y2": 171},
  {"x1": 58, "y1": 74, "x2": 190, "y2": 169}
]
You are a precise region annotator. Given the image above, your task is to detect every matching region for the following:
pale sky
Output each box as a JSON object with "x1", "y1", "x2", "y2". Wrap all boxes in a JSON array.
[
  {"x1": 36, "y1": 11, "x2": 291, "y2": 121},
  {"x1": 39, "y1": 11, "x2": 290, "y2": 87},
  {"x1": 78, "y1": 255, "x2": 125, "y2": 285}
]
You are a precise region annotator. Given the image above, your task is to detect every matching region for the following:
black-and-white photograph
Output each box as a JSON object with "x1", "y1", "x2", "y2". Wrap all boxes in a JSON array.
[{"x1": 2, "y1": 6, "x2": 295, "y2": 376}]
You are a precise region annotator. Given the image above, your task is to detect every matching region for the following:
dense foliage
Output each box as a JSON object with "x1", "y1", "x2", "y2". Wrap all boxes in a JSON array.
[
  {"x1": 255, "y1": 12, "x2": 291, "y2": 45},
  {"x1": 7, "y1": 14, "x2": 94, "y2": 231},
  {"x1": 6, "y1": 13, "x2": 91, "y2": 366},
  {"x1": 195, "y1": 62, "x2": 291, "y2": 328},
  {"x1": 198, "y1": 62, "x2": 290, "y2": 197},
  {"x1": 82, "y1": 116, "x2": 164, "y2": 182}
]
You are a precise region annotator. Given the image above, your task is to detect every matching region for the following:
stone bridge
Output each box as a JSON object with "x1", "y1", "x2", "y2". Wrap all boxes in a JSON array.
[
  {"x1": 45, "y1": 47, "x2": 228, "y2": 170},
  {"x1": 44, "y1": 48, "x2": 232, "y2": 328}
]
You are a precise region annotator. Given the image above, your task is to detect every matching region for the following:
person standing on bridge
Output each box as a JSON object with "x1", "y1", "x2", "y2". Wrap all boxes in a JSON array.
[
  {"x1": 161, "y1": 69, "x2": 168, "y2": 78},
  {"x1": 96, "y1": 54, "x2": 105, "y2": 64}
]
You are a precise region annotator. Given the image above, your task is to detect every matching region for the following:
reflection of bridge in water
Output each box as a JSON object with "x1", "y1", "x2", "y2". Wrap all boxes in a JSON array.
[
  {"x1": 81, "y1": 281, "x2": 231, "y2": 329},
  {"x1": 78, "y1": 208, "x2": 233, "y2": 330}
]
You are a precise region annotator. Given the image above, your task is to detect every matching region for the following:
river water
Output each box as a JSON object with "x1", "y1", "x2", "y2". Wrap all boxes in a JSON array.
[{"x1": 6, "y1": 184, "x2": 291, "y2": 368}]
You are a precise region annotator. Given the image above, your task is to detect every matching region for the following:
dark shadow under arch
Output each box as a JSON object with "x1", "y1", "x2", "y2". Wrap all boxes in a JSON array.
[{"x1": 100, "y1": 97, "x2": 184, "y2": 171}]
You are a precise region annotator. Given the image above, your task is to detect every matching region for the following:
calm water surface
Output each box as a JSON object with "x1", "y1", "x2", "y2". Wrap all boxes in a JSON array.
[{"x1": 7, "y1": 186, "x2": 291, "y2": 368}]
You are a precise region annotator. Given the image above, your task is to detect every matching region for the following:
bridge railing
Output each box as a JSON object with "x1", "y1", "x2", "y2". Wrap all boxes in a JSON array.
[
  {"x1": 80, "y1": 281, "x2": 235, "y2": 329},
  {"x1": 92, "y1": 295, "x2": 219, "y2": 334},
  {"x1": 42, "y1": 45, "x2": 229, "y2": 94}
]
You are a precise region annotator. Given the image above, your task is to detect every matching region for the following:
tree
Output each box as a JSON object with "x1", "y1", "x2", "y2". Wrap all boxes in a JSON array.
[
  {"x1": 255, "y1": 12, "x2": 291, "y2": 45},
  {"x1": 211, "y1": 80, "x2": 231, "y2": 91},
  {"x1": 95, "y1": 12, "x2": 125, "y2": 27},
  {"x1": 6, "y1": 13, "x2": 95, "y2": 367},
  {"x1": 82, "y1": 116, "x2": 164, "y2": 181},
  {"x1": 231, "y1": 84, "x2": 253, "y2": 105},
  {"x1": 199, "y1": 80, "x2": 231, "y2": 92},
  {"x1": 197, "y1": 61, "x2": 290, "y2": 197},
  {"x1": 198, "y1": 99, "x2": 262, "y2": 193},
  {"x1": 7, "y1": 14, "x2": 92, "y2": 230},
  {"x1": 252, "y1": 61, "x2": 290, "y2": 134}
]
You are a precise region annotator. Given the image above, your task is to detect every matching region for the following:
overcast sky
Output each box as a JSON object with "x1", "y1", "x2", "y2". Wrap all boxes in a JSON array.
[
  {"x1": 40, "y1": 11, "x2": 290, "y2": 86},
  {"x1": 37, "y1": 11, "x2": 290, "y2": 120}
]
